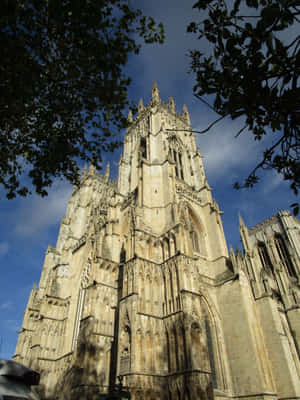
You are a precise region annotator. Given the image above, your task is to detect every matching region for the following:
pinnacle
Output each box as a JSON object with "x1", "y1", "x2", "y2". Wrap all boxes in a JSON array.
[
  {"x1": 183, "y1": 104, "x2": 190, "y2": 123},
  {"x1": 169, "y1": 96, "x2": 175, "y2": 110},
  {"x1": 128, "y1": 109, "x2": 133, "y2": 122},
  {"x1": 151, "y1": 81, "x2": 160, "y2": 104},
  {"x1": 105, "y1": 162, "x2": 110, "y2": 181},
  {"x1": 152, "y1": 81, "x2": 158, "y2": 91},
  {"x1": 238, "y1": 212, "x2": 246, "y2": 228},
  {"x1": 138, "y1": 98, "x2": 144, "y2": 113}
]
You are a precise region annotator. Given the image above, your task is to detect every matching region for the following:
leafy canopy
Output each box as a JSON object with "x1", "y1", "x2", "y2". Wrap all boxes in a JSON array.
[
  {"x1": 1, "y1": 0, "x2": 164, "y2": 198},
  {"x1": 188, "y1": 0, "x2": 299, "y2": 213}
]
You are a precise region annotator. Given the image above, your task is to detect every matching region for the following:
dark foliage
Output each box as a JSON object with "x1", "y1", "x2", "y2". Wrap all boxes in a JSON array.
[
  {"x1": 188, "y1": 0, "x2": 299, "y2": 214},
  {"x1": 1, "y1": 0, "x2": 164, "y2": 198}
]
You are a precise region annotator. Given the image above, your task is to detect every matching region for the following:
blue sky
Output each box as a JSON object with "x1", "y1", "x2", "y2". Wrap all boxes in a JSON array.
[{"x1": 0, "y1": 0, "x2": 297, "y2": 360}]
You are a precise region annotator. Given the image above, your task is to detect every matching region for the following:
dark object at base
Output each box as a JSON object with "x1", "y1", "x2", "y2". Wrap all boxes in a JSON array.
[
  {"x1": 100, "y1": 376, "x2": 130, "y2": 399},
  {"x1": 0, "y1": 360, "x2": 40, "y2": 400}
]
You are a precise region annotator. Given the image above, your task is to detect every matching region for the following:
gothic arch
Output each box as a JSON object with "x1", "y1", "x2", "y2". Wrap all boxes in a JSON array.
[
  {"x1": 178, "y1": 201, "x2": 207, "y2": 257},
  {"x1": 138, "y1": 134, "x2": 149, "y2": 160},
  {"x1": 257, "y1": 241, "x2": 273, "y2": 273},
  {"x1": 200, "y1": 295, "x2": 227, "y2": 391},
  {"x1": 274, "y1": 233, "x2": 297, "y2": 278},
  {"x1": 168, "y1": 135, "x2": 185, "y2": 180}
]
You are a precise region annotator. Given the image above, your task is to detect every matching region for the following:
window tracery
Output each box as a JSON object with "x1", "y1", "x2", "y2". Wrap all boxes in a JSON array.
[
  {"x1": 257, "y1": 242, "x2": 273, "y2": 272},
  {"x1": 172, "y1": 149, "x2": 184, "y2": 180},
  {"x1": 274, "y1": 234, "x2": 297, "y2": 278},
  {"x1": 140, "y1": 137, "x2": 147, "y2": 159}
]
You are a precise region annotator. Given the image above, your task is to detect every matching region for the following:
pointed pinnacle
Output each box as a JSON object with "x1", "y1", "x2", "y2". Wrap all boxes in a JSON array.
[
  {"x1": 89, "y1": 163, "x2": 95, "y2": 175},
  {"x1": 105, "y1": 162, "x2": 110, "y2": 181},
  {"x1": 138, "y1": 98, "x2": 144, "y2": 113},
  {"x1": 81, "y1": 164, "x2": 87, "y2": 178},
  {"x1": 169, "y1": 96, "x2": 175, "y2": 110},
  {"x1": 183, "y1": 104, "x2": 190, "y2": 123},
  {"x1": 238, "y1": 212, "x2": 246, "y2": 228},
  {"x1": 151, "y1": 81, "x2": 160, "y2": 104}
]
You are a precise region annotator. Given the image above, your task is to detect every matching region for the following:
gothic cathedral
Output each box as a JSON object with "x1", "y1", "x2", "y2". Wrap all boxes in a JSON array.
[{"x1": 14, "y1": 84, "x2": 300, "y2": 400}]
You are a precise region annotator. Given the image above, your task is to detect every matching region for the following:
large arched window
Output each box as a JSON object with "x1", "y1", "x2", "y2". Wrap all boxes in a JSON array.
[
  {"x1": 172, "y1": 149, "x2": 184, "y2": 180},
  {"x1": 274, "y1": 234, "x2": 297, "y2": 278},
  {"x1": 205, "y1": 317, "x2": 217, "y2": 388},
  {"x1": 140, "y1": 136, "x2": 147, "y2": 159},
  {"x1": 201, "y1": 298, "x2": 227, "y2": 391},
  {"x1": 188, "y1": 207, "x2": 204, "y2": 255},
  {"x1": 257, "y1": 242, "x2": 273, "y2": 272}
]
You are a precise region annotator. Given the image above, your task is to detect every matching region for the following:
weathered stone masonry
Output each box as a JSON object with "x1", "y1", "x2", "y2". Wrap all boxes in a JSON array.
[{"x1": 14, "y1": 84, "x2": 300, "y2": 400}]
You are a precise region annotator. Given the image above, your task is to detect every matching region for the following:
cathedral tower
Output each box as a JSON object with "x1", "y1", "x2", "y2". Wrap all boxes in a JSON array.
[{"x1": 14, "y1": 85, "x2": 300, "y2": 400}]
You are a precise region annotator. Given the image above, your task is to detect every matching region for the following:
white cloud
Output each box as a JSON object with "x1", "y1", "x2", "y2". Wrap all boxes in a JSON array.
[
  {"x1": 0, "y1": 242, "x2": 9, "y2": 257},
  {"x1": 263, "y1": 171, "x2": 285, "y2": 195},
  {"x1": 194, "y1": 118, "x2": 263, "y2": 185},
  {"x1": 14, "y1": 181, "x2": 72, "y2": 237}
]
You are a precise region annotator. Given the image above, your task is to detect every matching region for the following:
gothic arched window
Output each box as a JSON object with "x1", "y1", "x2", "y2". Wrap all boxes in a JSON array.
[
  {"x1": 257, "y1": 242, "x2": 273, "y2": 272},
  {"x1": 185, "y1": 206, "x2": 205, "y2": 256},
  {"x1": 190, "y1": 229, "x2": 200, "y2": 253},
  {"x1": 172, "y1": 149, "x2": 184, "y2": 180},
  {"x1": 140, "y1": 137, "x2": 147, "y2": 159},
  {"x1": 274, "y1": 234, "x2": 297, "y2": 278},
  {"x1": 205, "y1": 317, "x2": 217, "y2": 388}
]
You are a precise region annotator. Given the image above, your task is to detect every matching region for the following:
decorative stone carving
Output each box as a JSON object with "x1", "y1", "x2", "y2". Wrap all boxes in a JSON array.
[{"x1": 56, "y1": 264, "x2": 69, "y2": 278}]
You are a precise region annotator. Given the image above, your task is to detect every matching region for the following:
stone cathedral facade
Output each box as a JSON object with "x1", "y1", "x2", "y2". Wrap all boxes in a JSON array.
[{"x1": 14, "y1": 84, "x2": 300, "y2": 400}]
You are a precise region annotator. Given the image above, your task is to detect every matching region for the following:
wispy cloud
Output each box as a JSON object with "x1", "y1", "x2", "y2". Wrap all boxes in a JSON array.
[
  {"x1": 262, "y1": 171, "x2": 287, "y2": 195},
  {"x1": 194, "y1": 118, "x2": 263, "y2": 185},
  {"x1": 14, "y1": 181, "x2": 72, "y2": 238}
]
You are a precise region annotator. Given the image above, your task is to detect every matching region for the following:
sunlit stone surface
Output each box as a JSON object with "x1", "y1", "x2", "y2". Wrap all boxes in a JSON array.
[{"x1": 14, "y1": 84, "x2": 300, "y2": 400}]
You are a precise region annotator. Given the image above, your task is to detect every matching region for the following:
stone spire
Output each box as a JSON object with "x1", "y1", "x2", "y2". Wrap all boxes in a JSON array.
[
  {"x1": 81, "y1": 164, "x2": 87, "y2": 180},
  {"x1": 169, "y1": 96, "x2": 175, "y2": 112},
  {"x1": 183, "y1": 104, "x2": 191, "y2": 124},
  {"x1": 128, "y1": 109, "x2": 133, "y2": 123},
  {"x1": 138, "y1": 98, "x2": 144, "y2": 114},
  {"x1": 239, "y1": 212, "x2": 250, "y2": 251},
  {"x1": 89, "y1": 163, "x2": 95, "y2": 175},
  {"x1": 151, "y1": 81, "x2": 160, "y2": 105},
  {"x1": 104, "y1": 162, "x2": 110, "y2": 182}
]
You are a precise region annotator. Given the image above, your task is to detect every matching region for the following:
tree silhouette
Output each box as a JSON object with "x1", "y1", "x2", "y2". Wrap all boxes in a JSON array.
[
  {"x1": 1, "y1": 0, "x2": 164, "y2": 198},
  {"x1": 188, "y1": 0, "x2": 299, "y2": 213}
]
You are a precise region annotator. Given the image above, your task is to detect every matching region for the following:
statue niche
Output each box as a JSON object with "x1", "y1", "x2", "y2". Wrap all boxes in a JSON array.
[{"x1": 119, "y1": 324, "x2": 131, "y2": 375}]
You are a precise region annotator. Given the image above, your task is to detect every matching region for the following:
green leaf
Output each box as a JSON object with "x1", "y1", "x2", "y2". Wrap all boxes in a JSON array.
[{"x1": 261, "y1": 5, "x2": 281, "y2": 27}]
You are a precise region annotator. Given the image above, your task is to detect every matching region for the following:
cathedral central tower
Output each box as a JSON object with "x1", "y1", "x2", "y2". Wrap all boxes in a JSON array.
[{"x1": 117, "y1": 82, "x2": 227, "y2": 269}]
